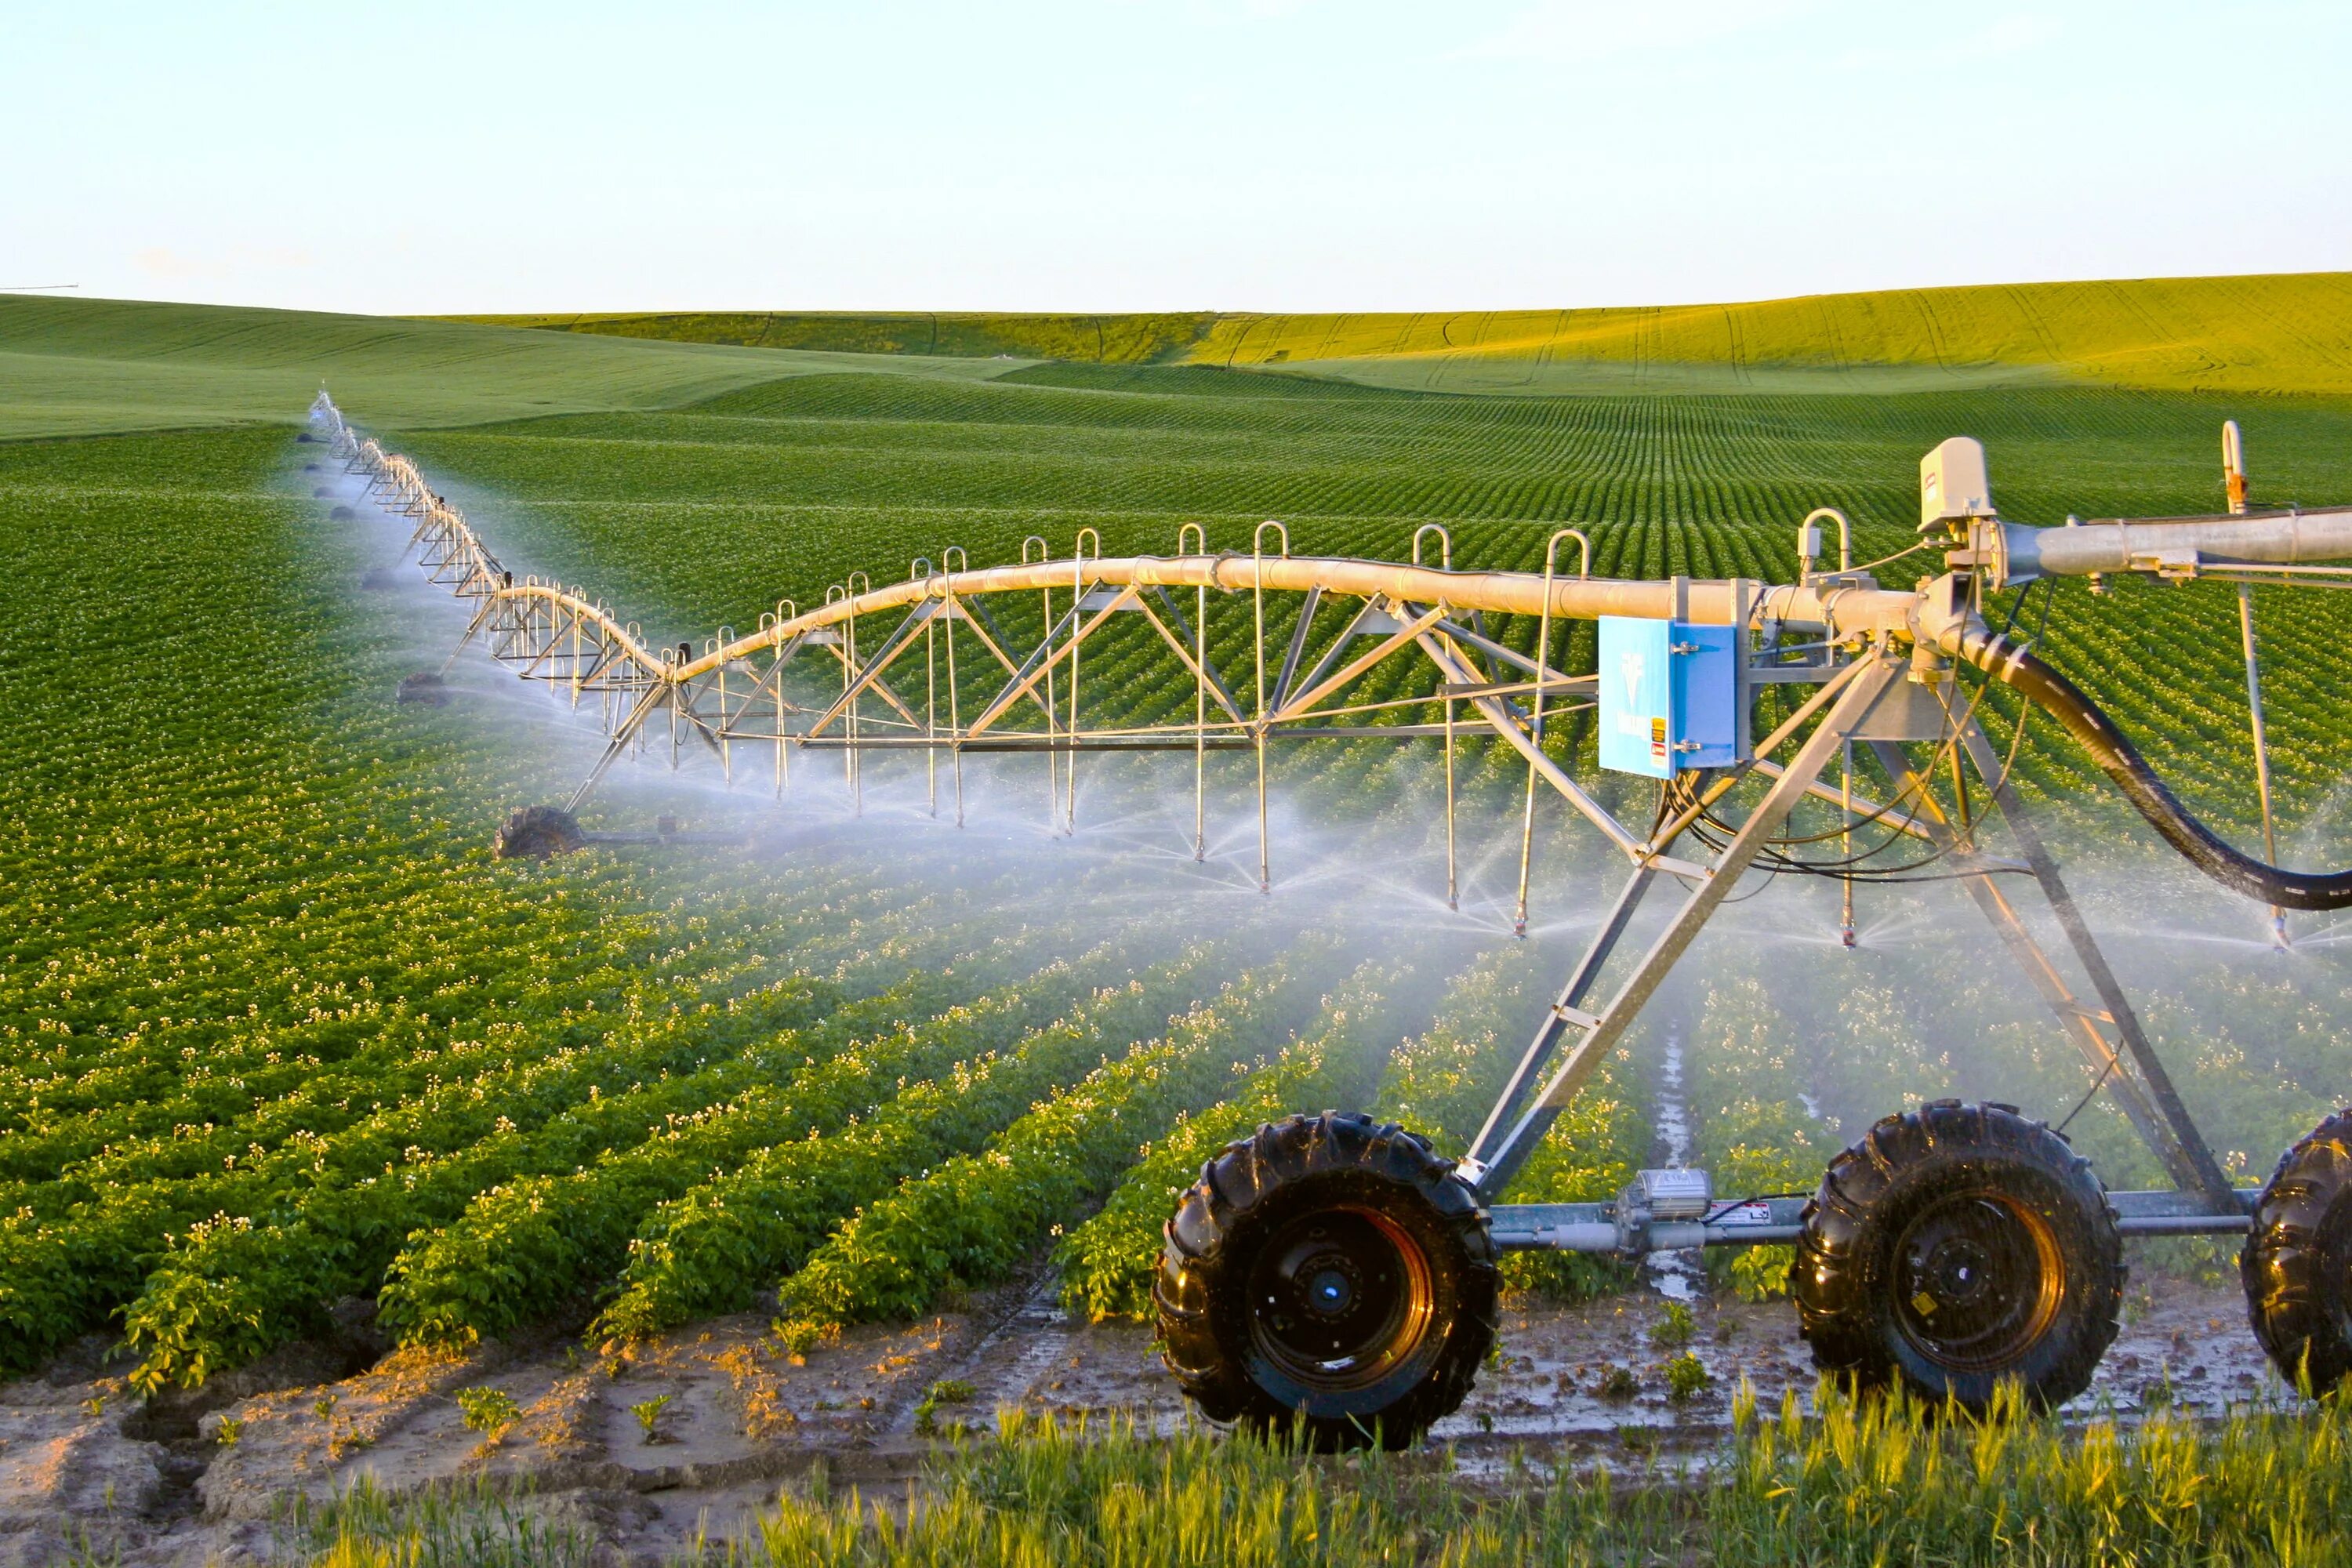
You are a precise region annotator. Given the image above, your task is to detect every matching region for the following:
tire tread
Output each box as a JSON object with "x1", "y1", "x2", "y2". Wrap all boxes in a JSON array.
[
  {"x1": 1792, "y1": 1100, "x2": 2122, "y2": 1410},
  {"x1": 1154, "y1": 1110, "x2": 1495, "y2": 1448}
]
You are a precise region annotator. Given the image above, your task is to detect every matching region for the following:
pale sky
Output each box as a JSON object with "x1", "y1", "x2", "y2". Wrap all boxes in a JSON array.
[{"x1": 5, "y1": 1, "x2": 2348, "y2": 315}]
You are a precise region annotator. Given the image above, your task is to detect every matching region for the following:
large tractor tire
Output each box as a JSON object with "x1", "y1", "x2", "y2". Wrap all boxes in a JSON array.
[
  {"x1": 492, "y1": 804, "x2": 586, "y2": 860},
  {"x1": 1155, "y1": 1112, "x2": 1497, "y2": 1450},
  {"x1": 2242, "y1": 1109, "x2": 2352, "y2": 1396},
  {"x1": 1793, "y1": 1100, "x2": 2122, "y2": 1411}
]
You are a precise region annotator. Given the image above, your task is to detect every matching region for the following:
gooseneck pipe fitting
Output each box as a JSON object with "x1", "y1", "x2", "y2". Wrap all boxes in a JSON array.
[{"x1": 1946, "y1": 622, "x2": 2352, "y2": 911}]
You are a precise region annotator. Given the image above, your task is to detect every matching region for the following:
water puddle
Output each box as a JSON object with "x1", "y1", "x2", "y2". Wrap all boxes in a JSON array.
[{"x1": 1644, "y1": 1028, "x2": 1702, "y2": 1303}]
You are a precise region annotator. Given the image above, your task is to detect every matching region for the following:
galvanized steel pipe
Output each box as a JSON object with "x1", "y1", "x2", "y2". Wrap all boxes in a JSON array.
[
  {"x1": 2009, "y1": 507, "x2": 2352, "y2": 579},
  {"x1": 673, "y1": 561, "x2": 1918, "y2": 684}
]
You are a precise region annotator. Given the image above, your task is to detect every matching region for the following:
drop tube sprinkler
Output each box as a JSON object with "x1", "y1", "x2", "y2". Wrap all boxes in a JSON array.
[
  {"x1": 1512, "y1": 527, "x2": 1591, "y2": 936},
  {"x1": 1414, "y1": 524, "x2": 1461, "y2": 913},
  {"x1": 2224, "y1": 420, "x2": 2289, "y2": 950},
  {"x1": 1797, "y1": 506, "x2": 1858, "y2": 949}
]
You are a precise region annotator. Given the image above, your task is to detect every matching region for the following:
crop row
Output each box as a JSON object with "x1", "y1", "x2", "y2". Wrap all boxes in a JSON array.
[
  {"x1": 1053, "y1": 956, "x2": 1416, "y2": 1322},
  {"x1": 5, "y1": 872, "x2": 961, "y2": 1209},
  {"x1": 772, "y1": 942, "x2": 1341, "y2": 1334},
  {"x1": 9, "y1": 922, "x2": 943, "y2": 1380},
  {"x1": 374, "y1": 925, "x2": 1189, "y2": 1349},
  {"x1": 588, "y1": 937, "x2": 1281, "y2": 1342},
  {"x1": 111, "y1": 916, "x2": 1088, "y2": 1389}
]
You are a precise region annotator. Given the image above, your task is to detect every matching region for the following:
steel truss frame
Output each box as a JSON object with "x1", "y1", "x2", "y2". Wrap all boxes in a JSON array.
[
  {"x1": 315, "y1": 393, "x2": 2263, "y2": 1261},
  {"x1": 1460, "y1": 656, "x2": 2252, "y2": 1260}
]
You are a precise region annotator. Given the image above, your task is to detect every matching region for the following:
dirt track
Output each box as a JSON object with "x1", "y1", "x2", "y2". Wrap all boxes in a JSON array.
[{"x1": 0, "y1": 1270, "x2": 2292, "y2": 1566}]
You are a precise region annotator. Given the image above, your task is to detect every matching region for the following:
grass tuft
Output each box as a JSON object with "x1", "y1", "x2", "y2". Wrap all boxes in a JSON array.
[{"x1": 687, "y1": 1392, "x2": 2352, "y2": 1566}]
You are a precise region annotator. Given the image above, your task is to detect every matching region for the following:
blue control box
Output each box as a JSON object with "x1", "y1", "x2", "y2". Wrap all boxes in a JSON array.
[{"x1": 1597, "y1": 618, "x2": 1740, "y2": 779}]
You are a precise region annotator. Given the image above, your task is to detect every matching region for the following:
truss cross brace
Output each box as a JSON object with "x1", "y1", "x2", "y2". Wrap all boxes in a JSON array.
[{"x1": 1458, "y1": 653, "x2": 1902, "y2": 1199}]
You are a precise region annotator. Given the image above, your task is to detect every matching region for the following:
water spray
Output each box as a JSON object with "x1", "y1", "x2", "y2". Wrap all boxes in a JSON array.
[{"x1": 310, "y1": 388, "x2": 2352, "y2": 1446}]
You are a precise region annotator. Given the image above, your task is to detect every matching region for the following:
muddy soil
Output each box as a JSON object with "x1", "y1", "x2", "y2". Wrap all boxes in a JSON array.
[{"x1": 0, "y1": 1274, "x2": 2293, "y2": 1566}]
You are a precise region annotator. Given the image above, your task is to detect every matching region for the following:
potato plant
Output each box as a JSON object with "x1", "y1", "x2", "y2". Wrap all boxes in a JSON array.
[
  {"x1": 1052, "y1": 956, "x2": 1412, "y2": 1322},
  {"x1": 376, "y1": 928, "x2": 1159, "y2": 1347},
  {"x1": 590, "y1": 939, "x2": 1261, "y2": 1342},
  {"x1": 774, "y1": 946, "x2": 1341, "y2": 1333}
]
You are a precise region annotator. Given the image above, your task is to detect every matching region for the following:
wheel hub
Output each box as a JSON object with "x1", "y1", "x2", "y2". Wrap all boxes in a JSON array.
[
  {"x1": 1924, "y1": 1236, "x2": 1993, "y2": 1306},
  {"x1": 1893, "y1": 1191, "x2": 2063, "y2": 1372},
  {"x1": 1246, "y1": 1207, "x2": 1433, "y2": 1388},
  {"x1": 1302, "y1": 1260, "x2": 1359, "y2": 1318}
]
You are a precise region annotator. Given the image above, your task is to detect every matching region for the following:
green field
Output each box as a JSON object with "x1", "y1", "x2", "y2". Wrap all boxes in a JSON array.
[{"x1": 8, "y1": 282, "x2": 2352, "y2": 1444}]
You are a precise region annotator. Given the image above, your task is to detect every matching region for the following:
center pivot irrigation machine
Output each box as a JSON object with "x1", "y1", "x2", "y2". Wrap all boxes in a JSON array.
[{"x1": 314, "y1": 393, "x2": 2352, "y2": 1447}]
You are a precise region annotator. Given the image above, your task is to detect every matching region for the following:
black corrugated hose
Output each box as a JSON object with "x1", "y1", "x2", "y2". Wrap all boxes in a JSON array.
[{"x1": 1947, "y1": 623, "x2": 2352, "y2": 911}]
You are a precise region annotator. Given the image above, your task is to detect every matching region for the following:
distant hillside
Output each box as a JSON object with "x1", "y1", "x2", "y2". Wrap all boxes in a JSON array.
[
  {"x1": 0, "y1": 296, "x2": 1031, "y2": 440},
  {"x1": 13, "y1": 271, "x2": 2350, "y2": 442},
  {"x1": 441, "y1": 311, "x2": 1216, "y2": 366},
  {"x1": 1190, "y1": 274, "x2": 2352, "y2": 396},
  {"x1": 450, "y1": 274, "x2": 2352, "y2": 396}
]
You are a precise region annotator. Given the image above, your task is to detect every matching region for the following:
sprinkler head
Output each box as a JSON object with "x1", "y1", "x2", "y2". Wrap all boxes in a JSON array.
[{"x1": 1840, "y1": 924, "x2": 1857, "y2": 949}]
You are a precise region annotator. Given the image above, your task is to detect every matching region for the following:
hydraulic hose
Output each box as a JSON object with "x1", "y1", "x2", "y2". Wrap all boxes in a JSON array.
[{"x1": 1948, "y1": 625, "x2": 2352, "y2": 912}]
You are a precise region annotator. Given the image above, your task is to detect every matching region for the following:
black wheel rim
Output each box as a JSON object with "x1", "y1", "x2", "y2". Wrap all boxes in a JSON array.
[
  {"x1": 1244, "y1": 1206, "x2": 1434, "y2": 1392},
  {"x1": 1892, "y1": 1188, "x2": 2063, "y2": 1374}
]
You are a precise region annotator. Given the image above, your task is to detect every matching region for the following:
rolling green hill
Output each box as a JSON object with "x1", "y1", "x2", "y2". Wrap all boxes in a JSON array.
[
  {"x1": 450, "y1": 272, "x2": 2352, "y2": 397},
  {"x1": 1192, "y1": 273, "x2": 2352, "y2": 396},
  {"x1": 0, "y1": 296, "x2": 1033, "y2": 440},
  {"x1": 441, "y1": 310, "x2": 1216, "y2": 365},
  {"x1": 16, "y1": 270, "x2": 2347, "y2": 444}
]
